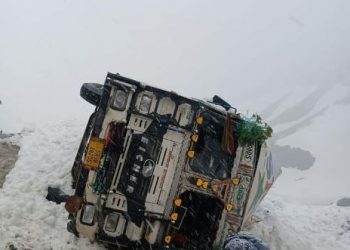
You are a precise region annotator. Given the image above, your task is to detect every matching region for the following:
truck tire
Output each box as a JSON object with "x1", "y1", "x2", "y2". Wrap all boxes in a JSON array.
[
  {"x1": 80, "y1": 83, "x2": 104, "y2": 106},
  {"x1": 224, "y1": 232, "x2": 269, "y2": 250}
]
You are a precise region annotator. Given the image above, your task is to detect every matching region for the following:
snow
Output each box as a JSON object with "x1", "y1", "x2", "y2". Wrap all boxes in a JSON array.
[
  {"x1": 0, "y1": 120, "x2": 103, "y2": 250},
  {"x1": 1, "y1": 119, "x2": 349, "y2": 250},
  {"x1": 267, "y1": 83, "x2": 350, "y2": 205},
  {"x1": 250, "y1": 195, "x2": 350, "y2": 250},
  {"x1": 244, "y1": 82, "x2": 350, "y2": 249}
]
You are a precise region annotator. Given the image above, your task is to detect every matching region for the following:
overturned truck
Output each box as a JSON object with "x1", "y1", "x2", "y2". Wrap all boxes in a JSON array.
[{"x1": 66, "y1": 73, "x2": 280, "y2": 249}]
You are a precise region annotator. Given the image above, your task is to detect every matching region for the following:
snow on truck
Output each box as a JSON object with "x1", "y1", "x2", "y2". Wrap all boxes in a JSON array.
[{"x1": 64, "y1": 73, "x2": 280, "y2": 249}]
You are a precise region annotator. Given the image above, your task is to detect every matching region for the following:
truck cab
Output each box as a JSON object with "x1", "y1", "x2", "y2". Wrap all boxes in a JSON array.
[{"x1": 67, "y1": 73, "x2": 279, "y2": 249}]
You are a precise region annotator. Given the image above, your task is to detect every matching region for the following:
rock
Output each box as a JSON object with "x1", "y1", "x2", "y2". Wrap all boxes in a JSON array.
[
  {"x1": 337, "y1": 198, "x2": 350, "y2": 207},
  {"x1": 0, "y1": 142, "x2": 20, "y2": 188}
]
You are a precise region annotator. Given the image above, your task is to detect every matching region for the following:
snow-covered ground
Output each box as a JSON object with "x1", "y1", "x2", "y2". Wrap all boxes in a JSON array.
[
  {"x1": 0, "y1": 121, "x2": 102, "y2": 250},
  {"x1": 250, "y1": 194, "x2": 350, "y2": 250},
  {"x1": 261, "y1": 82, "x2": 350, "y2": 206},
  {"x1": 1, "y1": 115, "x2": 350, "y2": 250}
]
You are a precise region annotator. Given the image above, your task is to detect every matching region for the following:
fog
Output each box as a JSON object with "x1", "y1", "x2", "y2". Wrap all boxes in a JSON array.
[
  {"x1": 1, "y1": 0, "x2": 350, "y2": 203},
  {"x1": 1, "y1": 0, "x2": 349, "y2": 132}
]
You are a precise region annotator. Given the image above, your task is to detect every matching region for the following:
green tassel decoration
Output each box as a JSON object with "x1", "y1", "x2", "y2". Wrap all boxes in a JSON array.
[{"x1": 237, "y1": 114, "x2": 272, "y2": 145}]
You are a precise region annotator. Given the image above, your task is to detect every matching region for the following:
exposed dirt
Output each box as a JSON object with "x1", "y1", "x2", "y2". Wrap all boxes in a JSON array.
[{"x1": 0, "y1": 142, "x2": 20, "y2": 188}]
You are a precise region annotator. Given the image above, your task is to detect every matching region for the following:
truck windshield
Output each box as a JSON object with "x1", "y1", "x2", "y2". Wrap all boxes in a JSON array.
[{"x1": 190, "y1": 111, "x2": 234, "y2": 180}]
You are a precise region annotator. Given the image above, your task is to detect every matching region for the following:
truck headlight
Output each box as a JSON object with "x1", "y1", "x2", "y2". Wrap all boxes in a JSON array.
[
  {"x1": 81, "y1": 204, "x2": 95, "y2": 225},
  {"x1": 111, "y1": 89, "x2": 128, "y2": 110},
  {"x1": 139, "y1": 94, "x2": 152, "y2": 114},
  {"x1": 105, "y1": 213, "x2": 120, "y2": 232}
]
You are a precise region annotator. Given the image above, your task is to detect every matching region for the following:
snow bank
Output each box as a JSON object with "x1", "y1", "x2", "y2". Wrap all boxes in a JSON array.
[
  {"x1": 250, "y1": 195, "x2": 350, "y2": 250},
  {"x1": 0, "y1": 120, "x2": 103, "y2": 250}
]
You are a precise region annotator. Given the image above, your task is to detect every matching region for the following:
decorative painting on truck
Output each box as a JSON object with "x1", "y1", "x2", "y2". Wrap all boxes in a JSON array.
[
  {"x1": 232, "y1": 175, "x2": 252, "y2": 217},
  {"x1": 242, "y1": 144, "x2": 281, "y2": 227}
]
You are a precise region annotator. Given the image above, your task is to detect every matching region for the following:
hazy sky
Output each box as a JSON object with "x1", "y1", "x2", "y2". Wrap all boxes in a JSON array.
[{"x1": 1, "y1": 0, "x2": 350, "y2": 132}]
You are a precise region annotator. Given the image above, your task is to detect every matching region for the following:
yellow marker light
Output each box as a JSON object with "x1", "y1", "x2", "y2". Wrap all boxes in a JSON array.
[
  {"x1": 171, "y1": 212, "x2": 178, "y2": 222},
  {"x1": 212, "y1": 184, "x2": 218, "y2": 192},
  {"x1": 202, "y1": 181, "x2": 208, "y2": 189},
  {"x1": 196, "y1": 116, "x2": 204, "y2": 125},
  {"x1": 191, "y1": 134, "x2": 199, "y2": 142},
  {"x1": 174, "y1": 198, "x2": 182, "y2": 207},
  {"x1": 226, "y1": 204, "x2": 233, "y2": 212},
  {"x1": 187, "y1": 150, "x2": 195, "y2": 158},
  {"x1": 164, "y1": 235, "x2": 172, "y2": 244},
  {"x1": 232, "y1": 178, "x2": 240, "y2": 185},
  {"x1": 196, "y1": 178, "x2": 204, "y2": 187}
]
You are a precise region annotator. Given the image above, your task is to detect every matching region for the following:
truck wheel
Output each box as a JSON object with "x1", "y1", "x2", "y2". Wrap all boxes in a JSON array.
[
  {"x1": 80, "y1": 83, "x2": 104, "y2": 106},
  {"x1": 224, "y1": 232, "x2": 269, "y2": 250}
]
